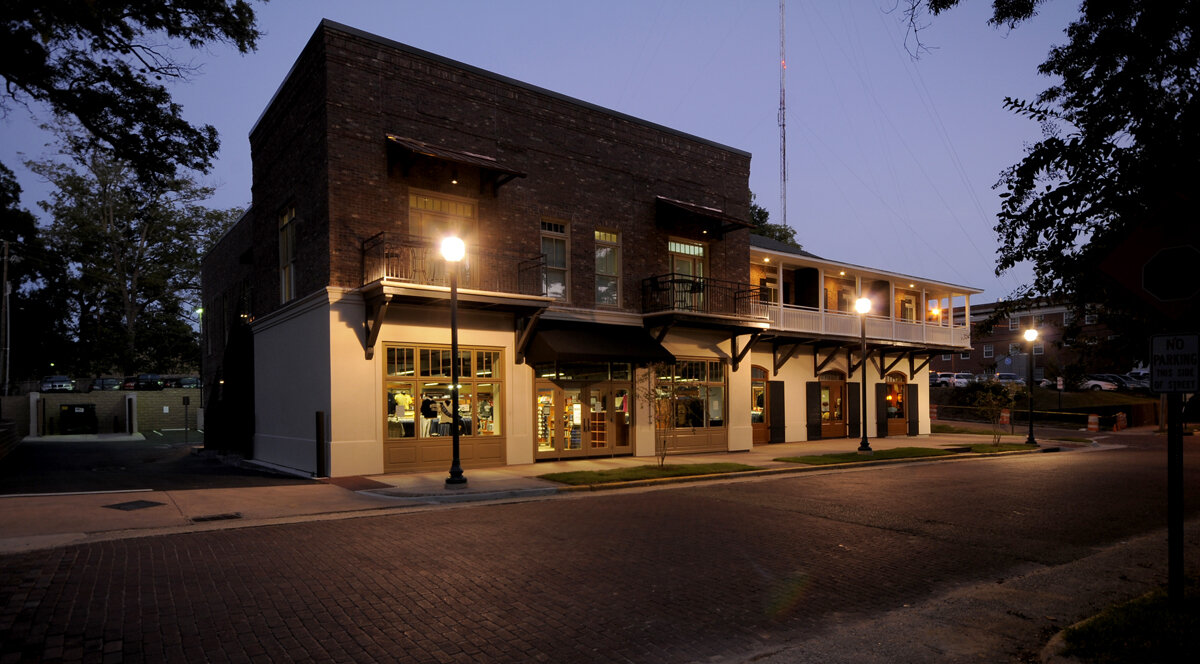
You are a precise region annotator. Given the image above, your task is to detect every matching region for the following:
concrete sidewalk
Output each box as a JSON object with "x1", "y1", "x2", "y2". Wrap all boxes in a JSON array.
[{"x1": 0, "y1": 429, "x2": 1105, "y2": 554}]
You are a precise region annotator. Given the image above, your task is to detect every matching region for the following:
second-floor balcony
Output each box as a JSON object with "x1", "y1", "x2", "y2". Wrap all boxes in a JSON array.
[
  {"x1": 749, "y1": 302, "x2": 971, "y2": 348},
  {"x1": 363, "y1": 232, "x2": 545, "y2": 296},
  {"x1": 641, "y1": 273, "x2": 765, "y2": 319}
]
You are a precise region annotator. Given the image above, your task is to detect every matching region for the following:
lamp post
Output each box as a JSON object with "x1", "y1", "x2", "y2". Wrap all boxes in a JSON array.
[
  {"x1": 442, "y1": 236, "x2": 468, "y2": 487},
  {"x1": 1024, "y1": 328, "x2": 1038, "y2": 445},
  {"x1": 855, "y1": 296, "x2": 872, "y2": 454}
]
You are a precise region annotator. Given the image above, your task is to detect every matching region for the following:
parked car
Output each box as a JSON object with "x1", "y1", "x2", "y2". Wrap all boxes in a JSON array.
[
  {"x1": 1123, "y1": 373, "x2": 1149, "y2": 389},
  {"x1": 135, "y1": 373, "x2": 165, "y2": 390},
  {"x1": 1093, "y1": 373, "x2": 1133, "y2": 390},
  {"x1": 121, "y1": 376, "x2": 137, "y2": 390},
  {"x1": 1127, "y1": 370, "x2": 1149, "y2": 382},
  {"x1": 88, "y1": 377, "x2": 121, "y2": 391},
  {"x1": 1081, "y1": 375, "x2": 1118, "y2": 391},
  {"x1": 995, "y1": 372, "x2": 1025, "y2": 386},
  {"x1": 950, "y1": 372, "x2": 975, "y2": 387},
  {"x1": 39, "y1": 375, "x2": 74, "y2": 392},
  {"x1": 177, "y1": 376, "x2": 201, "y2": 389},
  {"x1": 931, "y1": 372, "x2": 955, "y2": 387}
]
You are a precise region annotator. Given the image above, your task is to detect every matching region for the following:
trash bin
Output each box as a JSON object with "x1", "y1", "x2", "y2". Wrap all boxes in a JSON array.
[{"x1": 59, "y1": 404, "x2": 99, "y2": 435}]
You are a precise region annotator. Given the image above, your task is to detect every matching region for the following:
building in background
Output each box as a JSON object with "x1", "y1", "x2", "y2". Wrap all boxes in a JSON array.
[{"x1": 929, "y1": 300, "x2": 1122, "y2": 382}]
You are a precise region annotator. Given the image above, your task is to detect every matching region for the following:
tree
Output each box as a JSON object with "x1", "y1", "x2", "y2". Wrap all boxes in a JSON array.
[
  {"x1": 905, "y1": 1, "x2": 1200, "y2": 346},
  {"x1": 1, "y1": 1, "x2": 263, "y2": 183},
  {"x1": 27, "y1": 130, "x2": 241, "y2": 375},
  {"x1": 748, "y1": 193, "x2": 802, "y2": 250},
  {"x1": 0, "y1": 162, "x2": 74, "y2": 386}
]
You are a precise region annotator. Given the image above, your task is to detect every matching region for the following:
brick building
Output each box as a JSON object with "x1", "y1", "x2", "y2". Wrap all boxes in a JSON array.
[
  {"x1": 929, "y1": 300, "x2": 1119, "y2": 381},
  {"x1": 202, "y1": 20, "x2": 980, "y2": 477}
]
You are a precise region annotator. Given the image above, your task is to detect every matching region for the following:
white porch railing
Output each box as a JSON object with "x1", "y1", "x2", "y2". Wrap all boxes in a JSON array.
[{"x1": 748, "y1": 301, "x2": 971, "y2": 348}]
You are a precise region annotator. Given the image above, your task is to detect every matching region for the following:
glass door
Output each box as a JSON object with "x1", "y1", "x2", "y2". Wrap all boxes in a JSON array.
[
  {"x1": 820, "y1": 379, "x2": 847, "y2": 439},
  {"x1": 751, "y1": 366, "x2": 770, "y2": 445},
  {"x1": 535, "y1": 381, "x2": 635, "y2": 459},
  {"x1": 588, "y1": 388, "x2": 609, "y2": 453},
  {"x1": 562, "y1": 386, "x2": 584, "y2": 455},
  {"x1": 536, "y1": 384, "x2": 557, "y2": 457}
]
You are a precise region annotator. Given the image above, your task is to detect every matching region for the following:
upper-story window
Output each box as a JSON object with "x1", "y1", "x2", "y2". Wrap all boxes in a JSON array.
[
  {"x1": 541, "y1": 220, "x2": 569, "y2": 300},
  {"x1": 279, "y1": 206, "x2": 297, "y2": 303},
  {"x1": 410, "y1": 191, "x2": 477, "y2": 242},
  {"x1": 1084, "y1": 313, "x2": 1098, "y2": 325},
  {"x1": 1008, "y1": 316, "x2": 1019, "y2": 331},
  {"x1": 983, "y1": 344, "x2": 994, "y2": 358},
  {"x1": 595, "y1": 230, "x2": 620, "y2": 307},
  {"x1": 1034, "y1": 314, "x2": 1045, "y2": 328},
  {"x1": 824, "y1": 274, "x2": 856, "y2": 313},
  {"x1": 895, "y1": 289, "x2": 920, "y2": 322}
]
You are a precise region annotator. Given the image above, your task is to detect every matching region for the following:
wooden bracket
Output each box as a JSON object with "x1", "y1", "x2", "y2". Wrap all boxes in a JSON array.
[
  {"x1": 814, "y1": 344, "x2": 840, "y2": 375},
  {"x1": 774, "y1": 342, "x2": 803, "y2": 375},
  {"x1": 514, "y1": 310, "x2": 544, "y2": 365},
  {"x1": 364, "y1": 294, "x2": 393, "y2": 360},
  {"x1": 730, "y1": 330, "x2": 763, "y2": 372},
  {"x1": 881, "y1": 352, "x2": 904, "y2": 377},
  {"x1": 908, "y1": 353, "x2": 933, "y2": 379}
]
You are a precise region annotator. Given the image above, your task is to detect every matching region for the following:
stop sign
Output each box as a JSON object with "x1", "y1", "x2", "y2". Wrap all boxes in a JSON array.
[{"x1": 1143, "y1": 245, "x2": 1200, "y2": 302}]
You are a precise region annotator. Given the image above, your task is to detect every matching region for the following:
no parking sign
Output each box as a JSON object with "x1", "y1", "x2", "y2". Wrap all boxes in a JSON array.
[{"x1": 1151, "y1": 335, "x2": 1199, "y2": 393}]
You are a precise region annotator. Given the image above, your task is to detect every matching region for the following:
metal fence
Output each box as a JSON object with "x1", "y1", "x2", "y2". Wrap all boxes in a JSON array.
[
  {"x1": 641, "y1": 273, "x2": 763, "y2": 317},
  {"x1": 363, "y1": 232, "x2": 545, "y2": 296}
]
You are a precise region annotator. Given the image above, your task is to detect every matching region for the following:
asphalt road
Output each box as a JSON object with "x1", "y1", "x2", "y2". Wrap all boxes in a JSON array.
[
  {"x1": 0, "y1": 432, "x2": 313, "y2": 494},
  {"x1": 1, "y1": 431, "x2": 1197, "y2": 663}
]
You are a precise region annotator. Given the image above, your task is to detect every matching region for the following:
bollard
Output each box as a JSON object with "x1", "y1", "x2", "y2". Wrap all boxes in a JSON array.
[
  {"x1": 930, "y1": 404, "x2": 938, "y2": 421},
  {"x1": 315, "y1": 411, "x2": 327, "y2": 478},
  {"x1": 1087, "y1": 413, "x2": 1100, "y2": 432},
  {"x1": 999, "y1": 408, "x2": 1010, "y2": 425}
]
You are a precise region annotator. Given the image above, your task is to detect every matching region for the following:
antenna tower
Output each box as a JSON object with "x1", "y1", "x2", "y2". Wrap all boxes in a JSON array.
[{"x1": 778, "y1": 0, "x2": 787, "y2": 230}]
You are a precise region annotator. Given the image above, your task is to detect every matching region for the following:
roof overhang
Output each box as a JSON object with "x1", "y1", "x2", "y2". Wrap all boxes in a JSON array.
[
  {"x1": 387, "y1": 134, "x2": 527, "y2": 194},
  {"x1": 523, "y1": 321, "x2": 675, "y2": 366},
  {"x1": 655, "y1": 196, "x2": 753, "y2": 237}
]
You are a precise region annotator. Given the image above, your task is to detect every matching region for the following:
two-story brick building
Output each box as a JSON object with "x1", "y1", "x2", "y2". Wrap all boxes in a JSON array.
[
  {"x1": 202, "y1": 20, "x2": 980, "y2": 477},
  {"x1": 929, "y1": 300, "x2": 1118, "y2": 381}
]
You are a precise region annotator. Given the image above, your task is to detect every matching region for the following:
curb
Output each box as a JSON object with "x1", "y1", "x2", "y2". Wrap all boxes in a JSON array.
[{"x1": 548, "y1": 447, "x2": 1051, "y2": 493}]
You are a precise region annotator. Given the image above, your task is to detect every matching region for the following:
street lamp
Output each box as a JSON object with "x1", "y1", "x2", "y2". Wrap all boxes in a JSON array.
[
  {"x1": 855, "y1": 296, "x2": 872, "y2": 454},
  {"x1": 442, "y1": 236, "x2": 467, "y2": 487},
  {"x1": 1024, "y1": 328, "x2": 1038, "y2": 445}
]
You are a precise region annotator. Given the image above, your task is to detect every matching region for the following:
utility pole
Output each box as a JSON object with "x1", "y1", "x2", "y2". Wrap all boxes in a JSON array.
[{"x1": 778, "y1": 0, "x2": 787, "y2": 231}]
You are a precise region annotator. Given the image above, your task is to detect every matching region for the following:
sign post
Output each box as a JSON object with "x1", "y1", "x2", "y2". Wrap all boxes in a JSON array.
[{"x1": 1151, "y1": 334, "x2": 1198, "y2": 608}]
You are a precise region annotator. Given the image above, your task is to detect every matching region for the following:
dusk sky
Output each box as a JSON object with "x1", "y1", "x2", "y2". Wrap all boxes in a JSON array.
[{"x1": 2, "y1": 0, "x2": 1083, "y2": 303}]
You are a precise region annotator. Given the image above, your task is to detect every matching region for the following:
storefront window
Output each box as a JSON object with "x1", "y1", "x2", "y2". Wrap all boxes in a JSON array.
[
  {"x1": 475, "y1": 383, "x2": 498, "y2": 435},
  {"x1": 387, "y1": 344, "x2": 503, "y2": 440},
  {"x1": 655, "y1": 358, "x2": 727, "y2": 431},
  {"x1": 386, "y1": 384, "x2": 415, "y2": 438}
]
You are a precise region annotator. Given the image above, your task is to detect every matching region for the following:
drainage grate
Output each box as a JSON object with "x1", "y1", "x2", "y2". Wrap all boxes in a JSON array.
[
  {"x1": 104, "y1": 500, "x2": 166, "y2": 511},
  {"x1": 191, "y1": 512, "x2": 242, "y2": 523}
]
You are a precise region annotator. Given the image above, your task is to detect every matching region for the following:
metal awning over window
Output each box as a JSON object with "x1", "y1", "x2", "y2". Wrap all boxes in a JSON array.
[
  {"x1": 387, "y1": 134, "x2": 526, "y2": 193},
  {"x1": 523, "y1": 321, "x2": 675, "y2": 365},
  {"x1": 655, "y1": 196, "x2": 753, "y2": 236}
]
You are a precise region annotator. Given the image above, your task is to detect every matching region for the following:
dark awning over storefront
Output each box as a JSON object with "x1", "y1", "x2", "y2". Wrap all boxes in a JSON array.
[{"x1": 524, "y1": 322, "x2": 675, "y2": 365}]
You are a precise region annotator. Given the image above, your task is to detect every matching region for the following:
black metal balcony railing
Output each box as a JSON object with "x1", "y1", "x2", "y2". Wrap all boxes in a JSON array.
[
  {"x1": 641, "y1": 273, "x2": 763, "y2": 317},
  {"x1": 363, "y1": 232, "x2": 545, "y2": 296}
]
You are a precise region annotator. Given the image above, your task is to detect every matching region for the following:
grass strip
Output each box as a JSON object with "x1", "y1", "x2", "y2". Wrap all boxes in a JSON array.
[
  {"x1": 966, "y1": 443, "x2": 1040, "y2": 453},
  {"x1": 1060, "y1": 579, "x2": 1199, "y2": 664},
  {"x1": 931, "y1": 424, "x2": 1004, "y2": 435},
  {"x1": 777, "y1": 447, "x2": 954, "y2": 465},
  {"x1": 538, "y1": 463, "x2": 759, "y2": 486}
]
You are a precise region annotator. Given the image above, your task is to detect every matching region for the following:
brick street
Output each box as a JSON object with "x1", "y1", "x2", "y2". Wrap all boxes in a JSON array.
[{"x1": 2, "y1": 436, "x2": 1197, "y2": 663}]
